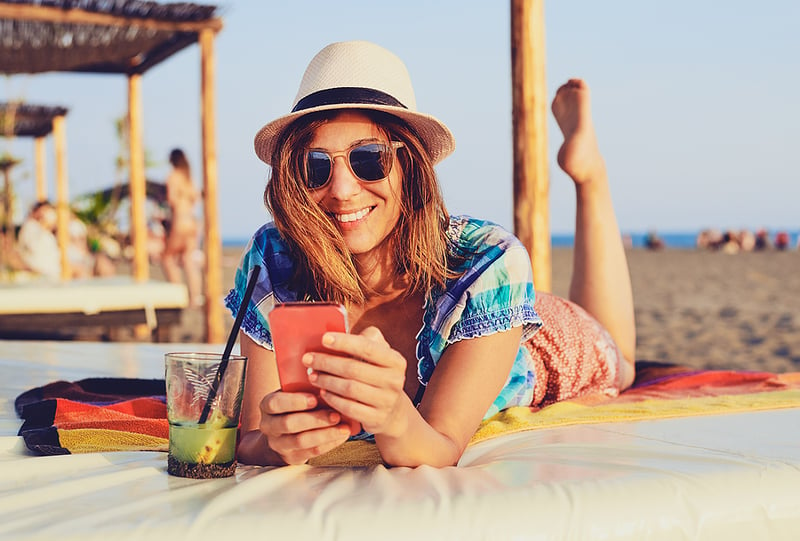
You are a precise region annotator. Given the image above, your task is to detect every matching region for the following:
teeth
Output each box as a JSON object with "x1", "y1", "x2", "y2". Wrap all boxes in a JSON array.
[{"x1": 335, "y1": 208, "x2": 371, "y2": 223}]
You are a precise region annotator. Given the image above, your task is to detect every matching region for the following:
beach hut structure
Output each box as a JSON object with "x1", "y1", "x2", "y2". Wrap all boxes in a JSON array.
[
  {"x1": 0, "y1": 0, "x2": 225, "y2": 342},
  {"x1": 0, "y1": 102, "x2": 69, "y2": 276}
]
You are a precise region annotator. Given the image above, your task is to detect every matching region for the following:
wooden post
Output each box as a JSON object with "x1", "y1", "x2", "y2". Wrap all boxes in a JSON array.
[
  {"x1": 34, "y1": 135, "x2": 47, "y2": 201},
  {"x1": 127, "y1": 73, "x2": 149, "y2": 283},
  {"x1": 52, "y1": 115, "x2": 71, "y2": 280},
  {"x1": 200, "y1": 28, "x2": 224, "y2": 344},
  {"x1": 511, "y1": 0, "x2": 551, "y2": 292}
]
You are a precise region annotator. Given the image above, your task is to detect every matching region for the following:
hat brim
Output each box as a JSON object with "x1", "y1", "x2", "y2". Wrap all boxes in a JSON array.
[{"x1": 254, "y1": 103, "x2": 455, "y2": 166}]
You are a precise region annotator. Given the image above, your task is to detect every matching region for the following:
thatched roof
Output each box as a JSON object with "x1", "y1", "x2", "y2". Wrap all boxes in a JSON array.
[
  {"x1": 0, "y1": 102, "x2": 68, "y2": 137},
  {"x1": 0, "y1": 0, "x2": 222, "y2": 75}
]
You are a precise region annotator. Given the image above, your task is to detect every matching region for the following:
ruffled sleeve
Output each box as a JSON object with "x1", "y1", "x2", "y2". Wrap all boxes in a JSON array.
[
  {"x1": 223, "y1": 223, "x2": 300, "y2": 350},
  {"x1": 418, "y1": 217, "x2": 542, "y2": 385}
]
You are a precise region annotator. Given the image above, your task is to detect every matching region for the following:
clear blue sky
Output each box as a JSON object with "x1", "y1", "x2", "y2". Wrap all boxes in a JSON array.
[{"x1": 2, "y1": 0, "x2": 798, "y2": 241}]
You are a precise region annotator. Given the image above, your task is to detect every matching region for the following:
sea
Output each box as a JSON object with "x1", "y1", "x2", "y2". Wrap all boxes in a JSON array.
[{"x1": 224, "y1": 230, "x2": 799, "y2": 250}]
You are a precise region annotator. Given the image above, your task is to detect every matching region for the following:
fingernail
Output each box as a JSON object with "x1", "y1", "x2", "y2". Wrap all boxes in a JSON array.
[
  {"x1": 322, "y1": 334, "x2": 334, "y2": 346},
  {"x1": 307, "y1": 370, "x2": 317, "y2": 383},
  {"x1": 306, "y1": 396, "x2": 316, "y2": 408},
  {"x1": 339, "y1": 427, "x2": 351, "y2": 436},
  {"x1": 302, "y1": 353, "x2": 313, "y2": 366},
  {"x1": 329, "y1": 412, "x2": 340, "y2": 423}
]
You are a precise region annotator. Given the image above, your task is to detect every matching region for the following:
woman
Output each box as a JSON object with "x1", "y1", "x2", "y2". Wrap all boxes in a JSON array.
[
  {"x1": 162, "y1": 148, "x2": 203, "y2": 307},
  {"x1": 226, "y1": 41, "x2": 635, "y2": 467}
]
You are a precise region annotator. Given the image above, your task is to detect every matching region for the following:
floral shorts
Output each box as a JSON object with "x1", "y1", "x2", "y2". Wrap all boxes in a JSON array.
[{"x1": 525, "y1": 291, "x2": 629, "y2": 407}]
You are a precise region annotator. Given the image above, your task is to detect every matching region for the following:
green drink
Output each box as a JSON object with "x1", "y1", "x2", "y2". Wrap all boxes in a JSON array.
[
  {"x1": 165, "y1": 352, "x2": 247, "y2": 479},
  {"x1": 167, "y1": 423, "x2": 238, "y2": 478}
]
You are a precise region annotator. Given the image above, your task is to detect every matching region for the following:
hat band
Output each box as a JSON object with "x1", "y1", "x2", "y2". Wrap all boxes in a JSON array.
[{"x1": 292, "y1": 87, "x2": 407, "y2": 113}]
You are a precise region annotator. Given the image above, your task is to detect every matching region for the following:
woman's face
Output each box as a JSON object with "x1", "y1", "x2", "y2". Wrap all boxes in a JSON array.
[{"x1": 307, "y1": 111, "x2": 403, "y2": 260}]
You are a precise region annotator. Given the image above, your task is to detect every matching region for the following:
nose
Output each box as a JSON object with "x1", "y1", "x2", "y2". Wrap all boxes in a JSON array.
[{"x1": 325, "y1": 155, "x2": 361, "y2": 200}]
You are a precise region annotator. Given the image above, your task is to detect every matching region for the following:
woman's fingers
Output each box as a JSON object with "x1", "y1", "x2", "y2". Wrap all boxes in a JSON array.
[
  {"x1": 258, "y1": 390, "x2": 351, "y2": 464},
  {"x1": 321, "y1": 327, "x2": 405, "y2": 369},
  {"x1": 270, "y1": 425, "x2": 352, "y2": 465},
  {"x1": 299, "y1": 326, "x2": 410, "y2": 437},
  {"x1": 260, "y1": 389, "x2": 318, "y2": 415}
]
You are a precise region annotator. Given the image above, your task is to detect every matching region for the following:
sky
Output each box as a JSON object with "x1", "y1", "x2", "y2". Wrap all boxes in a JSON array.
[{"x1": 1, "y1": 0, "x2": 798, "y2": 241}]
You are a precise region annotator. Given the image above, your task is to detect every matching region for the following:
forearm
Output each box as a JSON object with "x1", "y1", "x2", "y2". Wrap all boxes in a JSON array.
[{"x1": 373, "y1": 396, "x2": 463, "y2": 468}]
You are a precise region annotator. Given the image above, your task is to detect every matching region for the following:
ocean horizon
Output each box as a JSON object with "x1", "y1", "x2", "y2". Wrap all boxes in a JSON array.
[{"x1": 223, "y1": 229, "x2": 800, "y2": 250}]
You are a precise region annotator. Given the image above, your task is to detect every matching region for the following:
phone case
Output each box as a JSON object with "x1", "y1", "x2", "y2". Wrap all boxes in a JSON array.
[
  {"x1": 268, "y1": 302, "x2": 349, "y2": 393},
  {"x1": 268, "y1": 302, "x2": 360, "y2": 435}
]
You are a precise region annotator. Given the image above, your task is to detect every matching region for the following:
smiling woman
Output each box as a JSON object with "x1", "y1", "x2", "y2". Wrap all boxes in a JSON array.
[{"x1": 224, "y1": 40, "x2": 637, "y2": 468}]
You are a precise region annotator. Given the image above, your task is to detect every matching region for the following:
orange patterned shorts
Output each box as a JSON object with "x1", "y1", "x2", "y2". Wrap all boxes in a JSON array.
[{"x1": 525, "y1": 291, "x2": 629, "y2": 407}]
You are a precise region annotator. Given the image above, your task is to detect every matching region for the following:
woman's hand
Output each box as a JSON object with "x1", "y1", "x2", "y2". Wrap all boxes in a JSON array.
[
  {"x1": 258, "y1": 390, "x2": 352, "y2": 465},
  {"x1": 303, "y1": 326, "x2": 411, "y2": 438}
]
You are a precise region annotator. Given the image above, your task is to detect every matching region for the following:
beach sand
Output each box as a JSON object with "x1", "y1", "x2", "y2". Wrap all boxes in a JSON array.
[{"x1": 159, "y1": 246, "x2": 800, "y2": 374}]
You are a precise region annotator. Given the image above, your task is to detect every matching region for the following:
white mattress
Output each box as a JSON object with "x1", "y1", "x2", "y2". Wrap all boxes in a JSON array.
[
  {"x1": 0, "y1": 277, "x2": 188, "y2": 315},
  {"x1": 1, "y1": 341, "x2": 798, "y2": 541}
]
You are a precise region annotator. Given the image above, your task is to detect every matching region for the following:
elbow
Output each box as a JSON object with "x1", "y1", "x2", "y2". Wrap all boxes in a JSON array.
[{"x1": 376, "y1": 434, "x2": 464, "y2": 468}]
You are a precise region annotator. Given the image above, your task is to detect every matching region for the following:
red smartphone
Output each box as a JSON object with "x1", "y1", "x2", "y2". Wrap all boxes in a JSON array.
[{"x1": 268, "y1": 302, "x2": 361, "y2": 435}]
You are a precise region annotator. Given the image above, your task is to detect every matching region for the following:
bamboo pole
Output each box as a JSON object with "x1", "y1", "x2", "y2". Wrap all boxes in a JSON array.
[
  {"x1": 127, "y1": 74, "x2": 148, "y2": 283},
  {"x1": 511, "y1": 0, "x2": 551, "y2": 292},
  {"x1": 34, "y1": 135, "x2": 47, "y2": 201},
  {"x1": 52, "y1": 114, "x2": 70, "y2": 280},
  {"x1": 200, "y1": 28, "x2": 224, "y2": 344}
]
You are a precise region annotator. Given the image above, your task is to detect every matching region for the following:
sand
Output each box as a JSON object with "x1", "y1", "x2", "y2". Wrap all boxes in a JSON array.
[{"x1": 156, "y1": 246, "x2": 800, "y2": 374}]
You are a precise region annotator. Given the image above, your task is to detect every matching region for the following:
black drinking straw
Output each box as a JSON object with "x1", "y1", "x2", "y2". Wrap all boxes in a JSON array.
[{"x1": 198, "y1": 265, "x2": 261, "y2": 424}]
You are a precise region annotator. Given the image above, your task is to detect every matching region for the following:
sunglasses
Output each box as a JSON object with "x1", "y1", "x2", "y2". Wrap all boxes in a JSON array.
[{"x1": 303, "y1": 141, "x2": 404, "y2": 190}]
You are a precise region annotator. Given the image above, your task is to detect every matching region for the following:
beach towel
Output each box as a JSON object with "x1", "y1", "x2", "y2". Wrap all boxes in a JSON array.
[
  {"x1": 15, "y1": 364, "x2": 800, "y2": 464},
  {"x1": 15, "y1": 378, "x2": 168, "y2": 455}
]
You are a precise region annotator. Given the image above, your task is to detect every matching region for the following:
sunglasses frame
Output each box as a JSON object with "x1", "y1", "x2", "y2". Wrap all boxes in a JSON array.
[{"x1": 303, "y1": 140, "x2": 405, "y2": 190}]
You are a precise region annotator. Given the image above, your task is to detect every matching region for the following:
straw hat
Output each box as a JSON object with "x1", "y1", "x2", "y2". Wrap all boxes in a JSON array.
[{"x1": 254, "y1": 40, "x2": 455, "y2": 166}]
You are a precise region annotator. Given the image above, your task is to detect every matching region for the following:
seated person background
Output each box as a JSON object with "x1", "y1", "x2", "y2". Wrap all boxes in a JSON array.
[{"x1": 17, "y1": 200, "x2": 61, "y2": 280}]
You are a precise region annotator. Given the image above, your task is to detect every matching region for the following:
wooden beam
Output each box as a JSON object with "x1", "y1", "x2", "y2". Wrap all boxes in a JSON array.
[
  {"x1": 0, "y1": 3, "x2": 223, "y2": 34},
  {"x1": 200, "y1": 28, "x2": 224, "y2": 344},
  {"x1": 127, "y1": 74, "x2": 148, "y2": 283},
  {"x1": 34, "y1": 135, "x2": 46, "y2": 201},
  {"x1": 52, "y1": 114, "x2": 70, "y2": 280},
  {"x1": 511, "y1": 0, "x2": 551, "y2": 292}
]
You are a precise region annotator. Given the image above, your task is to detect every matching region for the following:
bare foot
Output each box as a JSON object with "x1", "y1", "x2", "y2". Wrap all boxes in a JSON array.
[{"x1": 551, "y1": 79, "x2": 605, "y2": 185}]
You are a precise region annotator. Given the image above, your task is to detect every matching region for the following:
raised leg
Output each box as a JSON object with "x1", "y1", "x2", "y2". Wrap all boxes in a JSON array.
[{"x1": 551, "y1": 78, "x2": 636, "y2": 387}]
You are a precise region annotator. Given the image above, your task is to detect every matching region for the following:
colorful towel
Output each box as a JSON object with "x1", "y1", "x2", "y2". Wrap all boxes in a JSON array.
[
  {"x1": 15, "y1": 364, "x2": 800, "y2": 462},
  {"x1": 309, "y1": 363, "x2": 800, "y2": 466},
  {"x1": 15, "y1": 378, "x2": 168, "y2": 455}
]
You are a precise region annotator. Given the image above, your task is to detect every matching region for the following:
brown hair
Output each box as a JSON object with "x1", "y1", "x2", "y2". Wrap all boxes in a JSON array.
[
  {"x1": 169, "y1": 148, "x2": 191, "y2": 176},
  {"x1": 264, "y1": 109, "x2": 455, "y2": 306}
]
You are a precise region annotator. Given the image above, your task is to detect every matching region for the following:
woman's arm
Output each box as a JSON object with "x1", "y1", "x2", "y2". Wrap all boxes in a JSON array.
[
  {"x1": 237, "y1": 333, "x2": 352, "y2": 466},
  {"x1": 305, "y1": 325, "x2": 523, "y2": 467}
]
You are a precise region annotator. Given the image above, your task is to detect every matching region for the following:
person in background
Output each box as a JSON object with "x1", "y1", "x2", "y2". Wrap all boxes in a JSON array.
[
  {"x1": 162, "y1": 148, "x2": 204, "y2": 307},
  {"x1": 645, "y1": 230, "x2": 664, "y2": 250},
  {"x1": 66, "y1": 215, "x2": 97, "y2": 279},
  {"x1": 17, "y1": 200, "x2": 61, "y2": 280},
  {"x1": 754, "y1": 229, "x2": 771, "y2": 251},
  {"x1": 774, "y1": 231, "x2": 790, "y2": 251},
  {"x1": 227, "y1": 41, "x2": 636, "y2": 467}
]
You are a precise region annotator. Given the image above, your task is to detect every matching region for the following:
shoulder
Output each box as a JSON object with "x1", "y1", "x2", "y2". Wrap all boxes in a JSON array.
[
  {"x1": 447, "y1": 215, "x2": 526, "y2": 253},
  {"x1": 446, "y1": 215, "x2": 532, "y2": 278},
  {"x1": 224, "y1": 222, "x2": 299, "y2": 349},
  {"x1": 427, "y1": 215, "x2": 538, "y2": 341}
]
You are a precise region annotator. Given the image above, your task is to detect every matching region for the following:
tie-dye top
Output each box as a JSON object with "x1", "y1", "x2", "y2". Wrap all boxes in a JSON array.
[{"x1": 224, "y1": 215, "x2": 543, "y2": 419}]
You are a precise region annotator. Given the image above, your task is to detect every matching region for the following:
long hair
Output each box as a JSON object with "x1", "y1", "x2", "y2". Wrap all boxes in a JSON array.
[
  {"x1": 264, "y1": 110, "x2": 455, "y2": 306},
  {"x1": 169, "y1": 148, "x2": 191, "y2": 176}
]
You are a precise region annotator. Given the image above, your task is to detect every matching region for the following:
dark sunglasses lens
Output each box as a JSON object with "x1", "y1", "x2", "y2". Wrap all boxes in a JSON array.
[
  {"x1": 350, "y1": 144, "x2": 390, "y2": 181},
  {"x1": 305, "y1": 152, "x2": 332, "y2": 189}
]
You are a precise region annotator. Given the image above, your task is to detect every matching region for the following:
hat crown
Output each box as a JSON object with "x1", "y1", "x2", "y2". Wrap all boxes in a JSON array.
[{"x1": 293, "y1": 41, "x2": 418, "y2": 112}]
